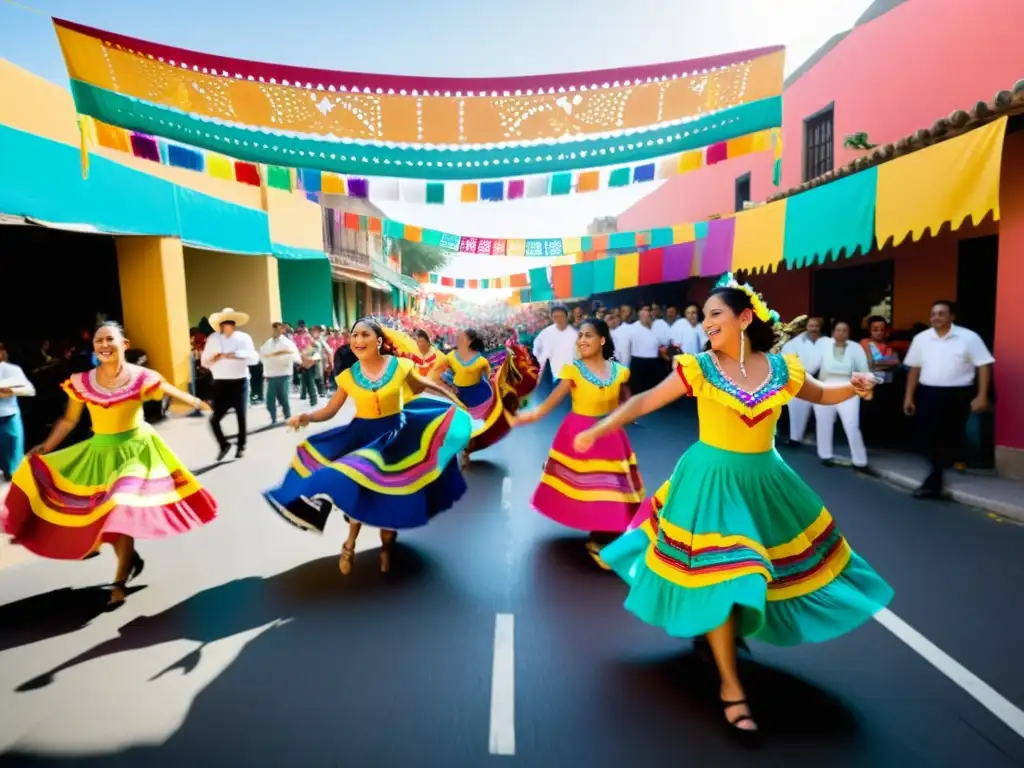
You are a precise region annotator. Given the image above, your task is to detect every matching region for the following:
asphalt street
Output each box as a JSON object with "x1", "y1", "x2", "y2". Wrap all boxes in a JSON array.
[{"x1": 1, "y1": 396, "x2": 1023, "y2": 767}]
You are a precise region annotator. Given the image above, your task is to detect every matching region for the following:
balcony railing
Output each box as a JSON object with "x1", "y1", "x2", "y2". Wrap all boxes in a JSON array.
[{"x1": 328, "y1": 248, "x2": 371, "y2": 272}]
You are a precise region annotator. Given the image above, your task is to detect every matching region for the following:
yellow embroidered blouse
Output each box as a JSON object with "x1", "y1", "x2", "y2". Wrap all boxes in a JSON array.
[
  {"x1": 559, "y1": 360, "x2": 630, "y2": 418},
  {"x1": 336, "y1": 356, "x2": 415, "y2": 419},
  {"x1": 446, "y1": 351, "x2": 490, "y2": 388},
  {"x1": 675, "y1": 352, "x2": 806, "y2": 454},
  {"x1": 61, "y1": 366, "x2": 165, "y2": 435}
]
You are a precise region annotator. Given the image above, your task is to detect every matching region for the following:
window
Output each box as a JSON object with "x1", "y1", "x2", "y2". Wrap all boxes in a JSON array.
[
  {"x1": 803, "y1": 104, "x2": 834, "y2": 182},
  {"x1": 322, "y1": 208, "x2": 336, "y2": 252},
  {"x1": 734, "y1": 173, "x2": 751, "y2": 212}
]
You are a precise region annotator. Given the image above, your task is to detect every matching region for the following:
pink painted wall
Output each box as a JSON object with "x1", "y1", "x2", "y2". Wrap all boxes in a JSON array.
[
  {"x1": 619, "y1": 0, "x2": 1024, "y2": 230},
  {"x1": 994, "y1": 132, "x2": 1024, "y2": 454}
]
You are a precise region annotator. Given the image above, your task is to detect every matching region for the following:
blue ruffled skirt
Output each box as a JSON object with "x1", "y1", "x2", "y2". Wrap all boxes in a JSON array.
[{"x1": 264, "y1": 397, "x2": 471, "y2": 533}]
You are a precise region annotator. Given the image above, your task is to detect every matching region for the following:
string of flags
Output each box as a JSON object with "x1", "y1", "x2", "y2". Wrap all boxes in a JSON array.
[{"x1": 81, "y1": 116, "x2": 780, "y2": 206}]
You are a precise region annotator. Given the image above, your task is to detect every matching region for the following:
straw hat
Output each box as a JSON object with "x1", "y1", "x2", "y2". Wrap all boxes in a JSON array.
[{"x1": 209, "y1": 307, "x2": 250, "y2": 328}]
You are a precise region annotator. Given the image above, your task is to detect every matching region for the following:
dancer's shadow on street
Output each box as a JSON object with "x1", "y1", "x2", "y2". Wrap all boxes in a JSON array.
[
  {"x1": 531, "y1": 536, "x2": 858, "y2": 748},
  {"x1": 14, "y1": 546, "x2": 430, "y2": 693},
  {"x1": 6, "y1": 542, "x2": 486, "y2": 766},
  {"x1": 616, "y1": 648, "x2": 858, "y2": 745},
  {"x1": 0, "y1": 585, "x2": 147, "y2": 654}
]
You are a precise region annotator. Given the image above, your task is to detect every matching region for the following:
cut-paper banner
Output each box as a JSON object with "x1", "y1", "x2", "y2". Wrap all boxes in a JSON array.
[{"x1": 56, "y1": 17, "x2": 783, "y2": 145}]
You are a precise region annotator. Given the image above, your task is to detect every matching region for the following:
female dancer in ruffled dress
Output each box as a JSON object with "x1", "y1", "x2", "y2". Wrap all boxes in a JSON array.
[
  {"x1": 512, "y1": 318, "x2": 644, "y2": 567},
  {"x1": 264, "y1": 318, "x2": 472, "y2": 575},
  {"x1": 573, "y1": 275, "x2": 893, "y2": 740},
  {"x1": 430, "y1": 329, "x2": 514, "y2": 461},
  {"x1": 410, "y1": 329, "x2": 442, "y2": 377},
  {"x1": 1, "y1": 321, "x2": 217, "y2": 609}
]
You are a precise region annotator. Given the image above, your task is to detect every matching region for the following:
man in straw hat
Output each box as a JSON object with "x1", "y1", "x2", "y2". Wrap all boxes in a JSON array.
[{"x1": 201, "y1": 308, "x2": 259, "y2": 461}]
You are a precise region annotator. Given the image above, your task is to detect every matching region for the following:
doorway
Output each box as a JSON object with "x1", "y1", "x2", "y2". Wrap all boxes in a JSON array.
[
  {"x1": 811, "y1": 259, "x2": 894, "y2": 339},
  {"x1": 957, "y1": 234, "x2": 998, "y2": 468}
]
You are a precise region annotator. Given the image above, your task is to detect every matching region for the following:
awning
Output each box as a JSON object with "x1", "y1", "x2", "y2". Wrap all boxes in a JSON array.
[
  {"x1": 371, "y1": 260, "x2": 417, "y2": 293},
  {"x1": 333, "y1": 267, "x2": 391, "y2": 292},
  {"x1": 0, "y1": 213, "x2": 110, "y2": 234}
]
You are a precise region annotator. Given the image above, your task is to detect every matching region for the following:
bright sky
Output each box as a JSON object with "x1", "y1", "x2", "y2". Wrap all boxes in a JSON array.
[{"x1": 1, "y1": 0, "x2": 873, "y2": 279}]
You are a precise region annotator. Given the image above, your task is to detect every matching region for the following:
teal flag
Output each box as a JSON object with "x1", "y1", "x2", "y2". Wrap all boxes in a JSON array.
[
  {"x1": 529, "y1": 267, "x2": 553, "y2": 301},
  {"x1": 783, "y1": 167, "x2": 878, "y2": 268}
]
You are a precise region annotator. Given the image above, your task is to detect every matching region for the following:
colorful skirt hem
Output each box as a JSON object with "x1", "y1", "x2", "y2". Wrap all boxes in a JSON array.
[
  {"x1": 1, "y1": 425, "x2": 217, "y2": 560},
  {"x1": 531, "y1": 412, "x2": 644, "y2": 532},
  {"x1": 602, "y1": 441, "x2": 893, "y2": 646},
  {"x1": 264, "y1": 397, "x2": 471, "y2": 532}
]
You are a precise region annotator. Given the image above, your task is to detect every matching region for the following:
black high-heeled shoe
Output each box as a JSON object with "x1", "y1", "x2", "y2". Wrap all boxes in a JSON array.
[
  {"x1": 104, "y1": 580, "x2": 127, "y2": 611},
  {"x1": 127, "y1": 550, "x2": 145, "y2": 583},
  {"x1": 721, "y1": 699, "x2": 761, "y2": 747}
]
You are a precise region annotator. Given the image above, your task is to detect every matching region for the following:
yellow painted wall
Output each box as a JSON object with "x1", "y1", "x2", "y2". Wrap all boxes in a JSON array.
[
  {"x1": 183, "y1": 248, "x2": 282, "y2": 342},
  {"x1": 265, "y1": 187, "x2": 324, "y2": 250},
  {"x1": 115, "y1": 236, "x2": 192, "y2": 389}
]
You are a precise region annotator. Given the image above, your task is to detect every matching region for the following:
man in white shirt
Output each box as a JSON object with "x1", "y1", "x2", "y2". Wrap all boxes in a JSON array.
[
  {"x1": 607, "y1": 311, "x2": 632, "y2": 368},
  {"x1": 903, "y1": 300, "x2": 994, "y2": 498},
  {"x1": 779, "y1": 317, "x2": 825, "y2": 445},
  {"x1": 651, "y1": 304, "x2": 674, "y2": 348},
  {"x1": 532, "y1": 305, "x2": 578, "y2": 398},
  {"x1": 672, "y1": 304, "x2": 709, "y2": 355},
  {"x1": 201, "y1": 308, "x2": 259, "y2": 460},
  {"x1": 629, "y1": 305, "x2": 667, "y2": 394},
  {"x1": 260, "y1": 322, "x2": 301, "y2": 425},
  {"x1": 0, "y1": 342, "x2": 35, "y2": 481}
]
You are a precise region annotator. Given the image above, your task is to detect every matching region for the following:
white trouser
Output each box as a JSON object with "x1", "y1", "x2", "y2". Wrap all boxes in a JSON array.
[
  {"x1": 788, "y1": 398, "x2": 813, "y2": 442},
  {"x1": 813, "y1": 396, "x2": 868, "y2": 467}
]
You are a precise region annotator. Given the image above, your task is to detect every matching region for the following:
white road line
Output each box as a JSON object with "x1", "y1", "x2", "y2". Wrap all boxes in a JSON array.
[
  {"x1": 875, "y1": 608, "x2": 1024, "y2": 739},
  {"x1": 501, "y1": 476, "x2": 513, "y2": 511},
  {"x1": 489, "y1": 613, "x2": 516, "y2": 756}
]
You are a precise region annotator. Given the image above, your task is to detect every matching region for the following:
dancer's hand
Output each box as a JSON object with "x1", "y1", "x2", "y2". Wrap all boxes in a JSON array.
[
  {"x1": 28, "y1": 444, "x2": 47, "y2": 456},
  {"x1": 193, "y1": 398, "x2": 212, "y2": 412},
  {"x1": 287, "y1": 413, "x2": 311, "y2": 430},
  {"x1": 0, "y1": 388, "x2": 13, "y2": 398},
  {"x1": 574, "y1": 429, "x2": 597, "y2": 454},
  {"x1": 510, "y1": 411, "x2": 537, "y2": 427},
  {"x1": 850, "y1": 372, "x2": 876, "y2": 400}
]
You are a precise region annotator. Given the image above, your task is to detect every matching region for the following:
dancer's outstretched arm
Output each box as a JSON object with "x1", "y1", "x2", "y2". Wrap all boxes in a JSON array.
[
  {"x1": 796, "y1": 372, "x2": 876, "y2": 406},
  {"x1": 290, "y1": 387, "x2": 348, "y2": 429},
  {"x1": 575, "y1": 371, "x2": 688, "y2": 452},
  {"x1": 159, "y1": 379, "x2": 210, "y2": 411},
  {"x1": 32, "y1": 399, "x2": 84, "y2": 455},
  {"x1": 407, "y1": 371, "x2": 464, "y2": 407},
  {"x1": 510, "y1": 378, "x2": 572, "y2": 426}
]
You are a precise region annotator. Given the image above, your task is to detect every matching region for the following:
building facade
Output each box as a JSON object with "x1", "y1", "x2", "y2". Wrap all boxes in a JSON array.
[{"x1": 615, "y1": 0, "x2": 1024, "y2": 475}]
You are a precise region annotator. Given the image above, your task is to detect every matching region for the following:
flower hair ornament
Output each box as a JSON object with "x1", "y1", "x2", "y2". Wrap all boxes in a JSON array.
[{"x1": 714, "y1": 272, "x2": 782, "y2": 378}]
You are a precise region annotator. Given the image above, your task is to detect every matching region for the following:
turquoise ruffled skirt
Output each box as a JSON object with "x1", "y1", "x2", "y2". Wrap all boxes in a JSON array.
[{"x1": 602, "y1": 442, "x2": 893, "y2": 646}]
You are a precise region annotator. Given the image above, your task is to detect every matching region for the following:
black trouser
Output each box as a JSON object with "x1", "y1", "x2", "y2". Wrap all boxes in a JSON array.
[
  {"x1": 630, "y1": 356, "x2": 665, "y2": 395},
  {"x1": 916, "y1": 384, "x2": 973, "y2": 492},
  {"x1": 210, "y1": 378, "x2": 248, "y2": 451}
]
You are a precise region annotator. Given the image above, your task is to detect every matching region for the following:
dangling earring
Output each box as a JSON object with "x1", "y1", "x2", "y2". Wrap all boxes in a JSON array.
[{"x1": 739, "y1": 327, "x2": 748, "y2": 378}]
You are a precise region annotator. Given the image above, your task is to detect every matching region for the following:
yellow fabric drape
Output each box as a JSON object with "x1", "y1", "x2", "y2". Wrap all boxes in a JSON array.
[
  {"x1": 731, "y1": 200, "x2": 787, "y2": 274},
  {"x1": 613, "y1": 252, "x2": 640, "y2": 289},
  {"x1": 875, "y1": 116, "x2": 1007, "y2": 247}
]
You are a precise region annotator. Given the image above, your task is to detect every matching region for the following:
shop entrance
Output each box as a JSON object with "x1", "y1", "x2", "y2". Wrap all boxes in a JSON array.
[{"x1": 0, "y1": 224, "x2": 123, "y2": 446}]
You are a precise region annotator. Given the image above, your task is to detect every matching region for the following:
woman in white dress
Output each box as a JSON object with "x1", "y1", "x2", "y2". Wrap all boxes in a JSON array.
[{"x1": 814, "y1": 321, "x2": 873, "y2": 474}]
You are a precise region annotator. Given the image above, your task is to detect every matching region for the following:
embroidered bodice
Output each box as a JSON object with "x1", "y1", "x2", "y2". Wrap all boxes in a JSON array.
[
  {"x1": 559, "y1": 359, "x2": 629, "y2": 417},
  {"x1": 61, "y1": 366, "x2": 165, "y2": 435},
  {"x1": 446, "y1": 351, "x2": 490, "y2": 388},
  {"x1": 674, "y1": 352, "x2": 806, "y2": 454},
  {"x1": 410, "y1": 348, "x2": 440, "y2": 377},
  {"x1": 336, "y1": 356, "x2": 414, "y2": 419}
]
